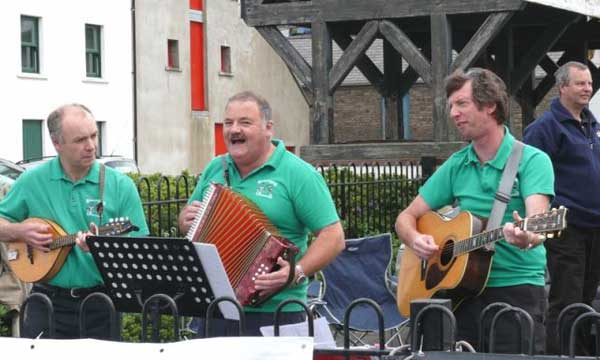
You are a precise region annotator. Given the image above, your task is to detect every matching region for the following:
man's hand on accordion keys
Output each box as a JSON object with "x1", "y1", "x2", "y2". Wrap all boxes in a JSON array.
[
  {"x1": 253, "y1": 256, "x2": 293, "y2": 297},
  {"x1": 178, "y1": 201, "x2": 202, "y2": 234}
]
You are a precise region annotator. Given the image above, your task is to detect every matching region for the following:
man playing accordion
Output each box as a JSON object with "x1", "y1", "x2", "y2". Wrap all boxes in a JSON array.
[{"x1": 178, "y1": 90, "x2": 345, "y2": 336}]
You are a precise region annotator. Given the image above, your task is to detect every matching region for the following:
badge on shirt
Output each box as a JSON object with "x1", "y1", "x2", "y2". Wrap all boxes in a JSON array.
[
  {"x1": 86, "y1": 198, "x2": 103, "y2": 218},
  {"x1": 256, "y1": 180, "x2": 277, "y2": 199},
  {"x1": 596, "y1": 129, "x2": 600, "y2": 138}
]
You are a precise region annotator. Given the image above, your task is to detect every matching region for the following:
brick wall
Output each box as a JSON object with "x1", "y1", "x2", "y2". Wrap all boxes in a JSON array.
[{"x1": 333, "y1": 82, "x2": 559, "y2": 143}]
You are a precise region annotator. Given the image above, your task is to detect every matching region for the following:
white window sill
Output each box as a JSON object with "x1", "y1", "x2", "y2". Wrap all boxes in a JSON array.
[
  {"x1": 192, "y1": 110, "x2": 209, "y2": 120},
  {"x1": 165, "y1": 66, "x2": 182, "y2": 72},
  {"x1": 218, "y1": 71, "x2": 234, "y2": 77},
  {"x1": 17, "y1": 73, "x2": 48, "y2": 80},
  {"x1": 82, "y1": 77, "x2": 109, "y2": 84}
]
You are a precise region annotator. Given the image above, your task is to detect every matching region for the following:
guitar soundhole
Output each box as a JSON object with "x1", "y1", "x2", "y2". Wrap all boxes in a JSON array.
[{"x1": 440, "y1": 241, "x2": 454, "y2": 266}]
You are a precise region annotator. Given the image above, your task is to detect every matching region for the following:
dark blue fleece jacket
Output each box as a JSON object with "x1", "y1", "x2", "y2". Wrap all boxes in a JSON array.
[{"x1": 524, "y1": 98, "x2": 600, "y2": 228}]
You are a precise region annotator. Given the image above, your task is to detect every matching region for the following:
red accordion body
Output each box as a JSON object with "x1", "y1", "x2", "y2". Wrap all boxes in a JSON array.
[{"x1": 185, "y1": 183, "x2": 299, "y2": 306}]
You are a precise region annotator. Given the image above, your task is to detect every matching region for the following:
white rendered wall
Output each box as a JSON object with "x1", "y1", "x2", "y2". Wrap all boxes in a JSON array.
[{"x1": 0, "y1": 1, "x2": 134, "y2": 162}]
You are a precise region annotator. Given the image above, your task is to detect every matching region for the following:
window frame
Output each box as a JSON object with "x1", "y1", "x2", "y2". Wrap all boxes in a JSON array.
[
  {"x1": 85, "y1": 24, "x2": 103, "y2": 78},
  {"x1": 21, "y1": 15, "x2": 40, "y2": 74}
]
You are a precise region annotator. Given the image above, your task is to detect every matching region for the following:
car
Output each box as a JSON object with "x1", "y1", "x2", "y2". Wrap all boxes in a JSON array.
[
  {"x1": 0, "y1": 158, "x2": 25, "y2": 200},
  {"x1": 17, "y1": 155, "x2": 140, "y2": 174}
]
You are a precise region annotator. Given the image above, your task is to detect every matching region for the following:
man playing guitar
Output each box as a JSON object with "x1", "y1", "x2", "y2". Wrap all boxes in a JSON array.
[
  {"x1": 395, "y1": 68, "x2": 554, "y2": 353},
  {"x1": 0, "y1": 104, "x2": 148, "y2": 339}
]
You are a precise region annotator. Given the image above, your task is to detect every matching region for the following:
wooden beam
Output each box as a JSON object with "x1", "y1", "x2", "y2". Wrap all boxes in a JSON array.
[
  {"x1": 383, "y1": 40, "x2": 403, "y2": 140},
  {"x1": 451, "y1": 11, "x2": 514, "y2": 72},
  {"x1": 256, "y1": 26, "x2": 313, "y2": 93},
  {"x1": 299, "y1": 141, "x2": 467, "y2": 163},
  {"x1": 329, "y1": 21, "x2": 379, "y2": 93},
  {"x1": 311, "y1": 20, "x2": 334, "y2": 144},
  {"x1": 588, "y1": 61, "x2": 600, "y2": 96},
  {"x1": 379, "y1": 20, "x2": 432, "y2": 85},
  {"x1": 510, "y1": 13, "x2": 580, "y2": 94},
  {"x1": 242, "y1": 1, "x2": 318, "y2": 26},
  {"x1": 332, "y1": 30, "x2": 386, "y2": 95},
  {"x1": 517, "y1": 75, "x2": 535, "y2": 129},
  {"x1": 431, "y1": 13, "x2": 454, "y2": 141},
  {"x1": 532, "y1": 51, "x2": 573, "y2": 106},
  {"x1": 242, "y1": 0, "x2": 525, "y2": 26}
]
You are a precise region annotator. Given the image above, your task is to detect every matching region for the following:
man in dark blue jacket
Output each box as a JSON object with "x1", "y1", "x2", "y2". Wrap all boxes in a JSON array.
[{"x1": 524, "y1": 61, "x2": 598, "y2": 355}]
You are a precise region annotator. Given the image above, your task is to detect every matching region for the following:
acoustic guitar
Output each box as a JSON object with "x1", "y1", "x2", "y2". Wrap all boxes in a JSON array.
[
  {"x1": 396, "y1": 207, "x2": 567, "y2": 317},
  {"x1": 6, "y1": 217, "x2": 138, "y2": 283}
]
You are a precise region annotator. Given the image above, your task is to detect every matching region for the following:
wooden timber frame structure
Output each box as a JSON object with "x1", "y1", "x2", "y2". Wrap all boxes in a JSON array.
[{"x1": 240, "y1": 0, "x2": 600, "y2": 162}]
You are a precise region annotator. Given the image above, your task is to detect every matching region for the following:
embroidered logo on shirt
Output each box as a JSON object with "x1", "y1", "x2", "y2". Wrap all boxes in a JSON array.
[
  {"x1": 256, "y1": 180, "x2": 277, "y2": 199},
  {"x1": 86, "y1": 198, "x2": 103, "y2": 218}
]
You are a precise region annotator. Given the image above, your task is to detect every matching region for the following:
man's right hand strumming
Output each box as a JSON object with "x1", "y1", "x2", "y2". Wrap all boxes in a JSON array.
[{"x1": 409, "y1": 233, "x2": 439, "y2": 260}]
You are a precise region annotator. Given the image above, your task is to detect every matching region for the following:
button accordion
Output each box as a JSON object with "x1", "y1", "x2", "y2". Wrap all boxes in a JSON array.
[{"x1": 185, "y1": 183, "x2": 299, "y2": 306}]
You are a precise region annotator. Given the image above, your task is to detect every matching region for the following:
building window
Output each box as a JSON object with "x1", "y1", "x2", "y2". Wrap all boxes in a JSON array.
[
  {"x1": 85, "y1": 24, "x2": 102, "y2": 78},
  {"x1": 22, "y1": 120, "x2": 43, "y2": 160},
  {"x1": 21, "y1": 16, "x2": 40, "y2": 73},
  {"x1": 214, "y1": 123, "x2": 226, "y2": 155},
  {"x1": 167, "y1": 39, "x2": 180, "y2": 69},
  {"x1": 220, "y1": 46, "x2": 232, "y2": 74},
  {"x1": 96, "y1": 121, "x2": 104, "y2": 156}
]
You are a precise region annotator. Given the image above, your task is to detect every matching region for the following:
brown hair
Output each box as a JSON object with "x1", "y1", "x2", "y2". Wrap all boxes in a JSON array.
[
  {"x1": 226, "y1": 91, "x2": 272, "y2": 123},
  {"x1": 47, "y1": 103, "x2": 94, "y2": 143},
  {"x1": 445, "y1": 68, "x2": 508, "y2": 124}
]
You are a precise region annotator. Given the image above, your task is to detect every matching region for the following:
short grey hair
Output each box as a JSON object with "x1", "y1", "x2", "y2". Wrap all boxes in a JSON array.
[
  {"x1": 225, "y1": 91, "x2": 272, "y2": 123},
  {"x1": 555, "y1": 61, "x2": 589, "y2": 87},
  {"x1": 47, "y1": 103, "x2": 94, "y2": 143}
]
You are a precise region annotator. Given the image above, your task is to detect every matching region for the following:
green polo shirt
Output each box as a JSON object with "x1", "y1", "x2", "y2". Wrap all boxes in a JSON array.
[
  {"x1": 0, "y1": 157, "x2": 149, "y2": 288},
  {"x1": 419, "y1": 128, "x2": 554, "y2": 287},
  {"x1": 189, "y1": 139, "x2": 340, "y2": 312}
]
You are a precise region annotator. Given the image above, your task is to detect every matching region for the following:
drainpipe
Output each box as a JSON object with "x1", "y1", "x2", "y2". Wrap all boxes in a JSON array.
[{"x1": 131, "y1": 0, "x2": 138, "y2": 162}]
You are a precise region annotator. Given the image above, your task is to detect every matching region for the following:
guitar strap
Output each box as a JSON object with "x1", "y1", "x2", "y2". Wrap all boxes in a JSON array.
[
  {"x1": 484, "y1": 140, "x2": 524, "y2": 250},
  {"x1": 221, "y1": 155, "x2": 230, "y2": 187},
  {"x1": 97, "y1": 163, "x2": 105, "y2": 226}
]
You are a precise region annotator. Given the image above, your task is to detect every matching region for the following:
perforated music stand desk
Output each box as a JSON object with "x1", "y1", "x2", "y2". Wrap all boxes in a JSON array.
[{"x1": 87, "y1": 236, "x2": 239, "y2": 319}]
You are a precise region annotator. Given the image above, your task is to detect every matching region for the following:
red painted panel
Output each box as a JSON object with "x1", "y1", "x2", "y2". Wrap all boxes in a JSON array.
[
  {"x1": 190, "y1": 0, "x2": 203, "y2": 10},
  {"x1": 190, "y1": 21, "x2": 206, "y2": 111},
  {"x1": 215, "y1": 123, "x2": 227, "y2": 155}
]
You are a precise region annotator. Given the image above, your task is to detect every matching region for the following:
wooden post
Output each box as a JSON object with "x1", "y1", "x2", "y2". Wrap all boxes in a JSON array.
[
  {"x1": 430, "y1": 13, "x2": 454, "y2": 141},
  {"x1": 311, "y1": 20, "x2": 334, "y2": 144},
  {"x1": 384, "y1": 39, "x2": 402, "y2": 140},
  {"x1": 518, "y1": 74, "x2": 535, "y2": 129},
  {"x1": 495, "y1": 26, "x2": 514, "y2": 131}
]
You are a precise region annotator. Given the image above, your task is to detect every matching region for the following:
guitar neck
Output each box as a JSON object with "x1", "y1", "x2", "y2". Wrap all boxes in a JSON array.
[
  {"x1": 49, "y1": 233, "x2": 79, "y2": 250},
  {"x1": 47, "y1": 225, "x2": 124, "y2": 250},
  {"x1": 453, "y1": 226, "x2": 508, "y2": 256}
]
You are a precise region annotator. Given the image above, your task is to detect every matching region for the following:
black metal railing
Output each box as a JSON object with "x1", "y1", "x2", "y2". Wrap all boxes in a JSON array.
[{"x1": 135, "y1": 159, "x2": 436, "y2": 239}]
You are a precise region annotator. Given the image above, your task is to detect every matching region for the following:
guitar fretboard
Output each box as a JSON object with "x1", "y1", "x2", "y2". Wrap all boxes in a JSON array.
[
  {"x1": 452, "y1": 219, "x2": 525, "y2": 256},
  {"x1": 49, "y1": 234, "x2": 78, "y2": 250}
]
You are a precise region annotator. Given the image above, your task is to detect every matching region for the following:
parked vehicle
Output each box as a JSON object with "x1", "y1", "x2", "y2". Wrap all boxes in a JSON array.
[{"x1": 0, "y1": 158, "x2": 25, "y2": 200}]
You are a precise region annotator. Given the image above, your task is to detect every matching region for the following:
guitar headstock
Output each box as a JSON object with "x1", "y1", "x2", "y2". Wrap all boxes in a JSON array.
[
  {"x1": 98, "y1": 217, "x2": 140, "y2": 236},
  {"x1": 523, "y1": 206, "x2": 567, "y2": 239}
]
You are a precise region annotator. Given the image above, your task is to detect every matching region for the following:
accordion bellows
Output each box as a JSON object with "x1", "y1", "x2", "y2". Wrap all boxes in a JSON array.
[{"x1": 185, "y1": 183, "x2": 299, "y2": 306}]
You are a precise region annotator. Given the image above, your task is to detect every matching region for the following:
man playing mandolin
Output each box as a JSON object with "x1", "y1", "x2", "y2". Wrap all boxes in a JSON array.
[
  {"x1": 395, "y1": 68, "x2": 554, "y2": 353},
  {"x1": 0, "y1": 104, "x2": 149, "y2": 339}
]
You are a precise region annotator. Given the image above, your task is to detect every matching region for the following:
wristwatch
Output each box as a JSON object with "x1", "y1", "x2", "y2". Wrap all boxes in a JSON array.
[{"x1": 294, "y1": 264, "x2": 307, "y2": 285}]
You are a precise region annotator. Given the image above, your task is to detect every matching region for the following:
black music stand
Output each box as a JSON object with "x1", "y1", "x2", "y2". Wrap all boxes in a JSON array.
[{"x1": 87, "y1": 236, "x2": 239, "y2": 319}]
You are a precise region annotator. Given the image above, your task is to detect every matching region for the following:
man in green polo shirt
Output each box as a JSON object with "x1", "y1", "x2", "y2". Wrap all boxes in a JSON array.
[
  {"x1": 179, "y1": 91, "x2": 345, "y2": 336},
  {"x1": 0, "y1": 104, "x2": 149, "y2": 339},
  {"x1": 395, "y1": 68, "x2": 554, "y2": 354}
]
